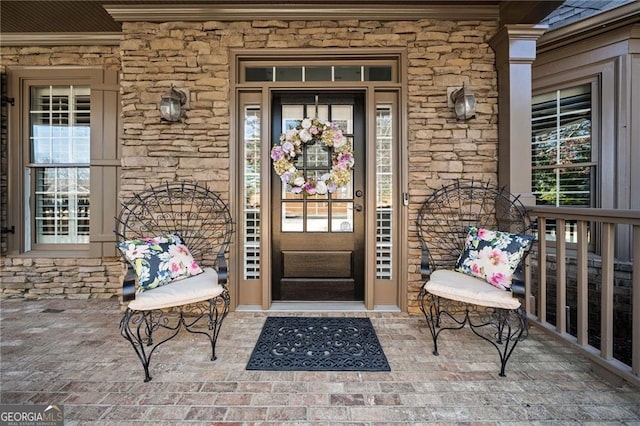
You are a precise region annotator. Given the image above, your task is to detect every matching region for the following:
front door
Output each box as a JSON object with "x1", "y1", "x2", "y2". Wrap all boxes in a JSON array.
[{"x1": 271, "y1": 92, "x2": 365, "y2": 301}]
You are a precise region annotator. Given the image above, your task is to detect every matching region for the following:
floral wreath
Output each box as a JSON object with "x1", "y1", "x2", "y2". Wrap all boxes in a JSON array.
[{"x1": 271, "y1": 117, "x2": 354, "y2": 196}]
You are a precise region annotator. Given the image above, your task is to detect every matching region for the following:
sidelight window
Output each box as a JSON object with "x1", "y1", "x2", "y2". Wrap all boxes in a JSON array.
[{"x1": 243, "y1": 105, "x2": 261, "y2": 279}]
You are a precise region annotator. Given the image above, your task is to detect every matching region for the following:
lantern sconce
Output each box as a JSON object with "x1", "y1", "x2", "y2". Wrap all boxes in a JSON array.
[
  {"x1": 447, "y1": 84, "x2": 476, "y2": 121},
  {"x1": 159, "y1": 86, "x2": 188, "y2": 122}
]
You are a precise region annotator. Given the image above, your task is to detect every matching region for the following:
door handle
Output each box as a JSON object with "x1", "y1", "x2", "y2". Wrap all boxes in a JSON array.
[{"x1": 354, "y1": 204, "x2": 363, "y2": 212}]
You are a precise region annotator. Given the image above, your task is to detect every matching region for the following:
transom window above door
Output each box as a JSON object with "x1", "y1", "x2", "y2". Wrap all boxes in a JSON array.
[{"x1": 239, "y1": 59, "x2": 398, "y2": 83}]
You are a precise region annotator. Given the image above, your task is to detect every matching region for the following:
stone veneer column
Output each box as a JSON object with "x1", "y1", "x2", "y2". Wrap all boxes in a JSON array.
[{"x1": 489, "y1": 24, "x2": 546, "y2": 206}]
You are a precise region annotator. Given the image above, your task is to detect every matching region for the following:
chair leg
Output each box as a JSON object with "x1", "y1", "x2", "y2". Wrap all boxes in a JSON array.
[
  {"x1": 120, "y1": 308, "x2": 181, "y2": 382},
  {"x1": 181, "y1": 290, "x2": 230, "y2": 361},
  {"x1": 419, "y1": 290, "x2": 471, "y2": 357},
  {"x1": 418, "y1": 288, "x2": 441, "y2": 356},
  {"x1": 206, "y1": 291, "x2": 230, "y2": 361},
  {"x1": 468, "y1": 307, "x2": 527, "y2": 377}
]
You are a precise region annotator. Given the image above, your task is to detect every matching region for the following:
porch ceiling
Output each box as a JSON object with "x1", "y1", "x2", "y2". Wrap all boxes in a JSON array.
[{"x1": 1, "y1": 1, "x2": 560, "y2": 33}]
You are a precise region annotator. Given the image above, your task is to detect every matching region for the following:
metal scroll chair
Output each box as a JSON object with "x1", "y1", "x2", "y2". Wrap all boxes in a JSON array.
[
  {"x1": 416, "y1": 180, "x2": 534, "y2": 376},
  {"x1": 114, "y1": 182, "x2": 233, "y2": 382}
]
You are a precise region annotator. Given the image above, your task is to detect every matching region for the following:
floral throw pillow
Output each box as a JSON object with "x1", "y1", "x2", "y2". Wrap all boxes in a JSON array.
[
  {"x1": 117, "y1": 234, "x2": 203, "y2": 293},
  {"x1": 454, "y1": 226, "x2": 534, "y2": 291}
]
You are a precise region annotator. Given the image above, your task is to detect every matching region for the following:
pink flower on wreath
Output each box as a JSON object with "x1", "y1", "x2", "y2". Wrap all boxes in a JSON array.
[
  {"x1": 304, "y1": 183, "x2": 317, "y2": 195},
  {"x1": 271, "y1": 146, "x2": 284, "y2": 161},
  {"x1": 280, "y1": 171, "x2": 291, "y2": 183},
  {"x1": 285, "y1": 129, "x2": 297, "y2": 141},
  {"x1": 282, "y1": 141, "x2": 295, "y2": 155},
  {"x1": 335, "y1": 152, "x2": 354, "y2": 169},
  {"x1": 332, "y1": 130, "x2": 346, "y2": 148}
]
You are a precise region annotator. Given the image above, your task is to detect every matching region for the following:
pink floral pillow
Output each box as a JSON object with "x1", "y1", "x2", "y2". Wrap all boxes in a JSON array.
[
  {"x1": 117, "y1": 234, "x2": 203, "y2": 293},
  {"x1": 454, "y1": 226, "x2": 534, "y2": 291}
]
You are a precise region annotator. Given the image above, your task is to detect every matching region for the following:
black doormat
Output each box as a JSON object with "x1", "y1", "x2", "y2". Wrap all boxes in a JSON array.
[{"x1": 246, "y1": 316, "x2": 390, "y2": 372}]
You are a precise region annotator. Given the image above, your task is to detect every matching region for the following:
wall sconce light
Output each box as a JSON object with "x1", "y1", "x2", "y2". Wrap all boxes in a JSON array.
[
  {"x1": 159, "y1": 86, "x2": 187, "y2": 122},
  {"x1": 448, "y1": 84, "x2": 476, "y2": 120}
]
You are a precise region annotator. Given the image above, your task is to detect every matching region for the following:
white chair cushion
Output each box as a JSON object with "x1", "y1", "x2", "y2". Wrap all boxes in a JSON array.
[
  {"x1": 424, "y1": 269, "x2": 521, "y2": 310},
  {"x1": 128, "y1": 268, "x2": 224, "y2": 311}
]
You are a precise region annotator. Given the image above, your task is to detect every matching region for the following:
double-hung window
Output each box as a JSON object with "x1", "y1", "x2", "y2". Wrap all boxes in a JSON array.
[
  {"x1": 7, "y1": 67, "x2": 120, "y2": 256},
  {"x1": 531, "y1": 82, "x2": 596, "y2": 244},
  {"x1": 29, "y1": 85, "x2": 91, "y2": 246}
]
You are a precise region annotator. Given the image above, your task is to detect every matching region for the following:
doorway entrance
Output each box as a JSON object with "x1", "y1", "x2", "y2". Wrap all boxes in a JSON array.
[{"x1": 271, "y1": 92, "x2": 365, "y2": 301}]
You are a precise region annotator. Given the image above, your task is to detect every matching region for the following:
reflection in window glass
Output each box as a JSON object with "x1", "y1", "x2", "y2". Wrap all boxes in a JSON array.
[
  {"x1": 244, "y1": 106, "x2": 261, "y2": 279},
  {"x1": 365, "y1": 66, "x2": 392, "y2": 81},
  {"x1": 29, "y1": 85, "x2": 90, "y2": 244},
  {"x1": 334, "y1": 66, "x2": 362, "y2": 81},
  {"x1": 276, "y1": 67, "x2": 303, "y2": 81},
  {"x1": 330, "y1": 105, "x2": 353, "y2": 133},
  {"x1": 245, "y1": 67, "x2": 273, "y2": 82},
  {"x1": 306, "y1": 202, "x2": 329, "y2": 232},
  {"x1": 282, "y1": 202, "x2": 304, "y2": 232},
  {"x1": 306, "y1": 104, "x2": 328, "y2": 121},
  {"x1": 306, "y1": 143, "x2": 331, "y2": 168},
  {"x1": 282, "y1": 105, "x2": 304, "y2": 130},
  {"x1": 332, "y1": 170, "x2": 353, "y2": 200},
  {"x1": 34, "y1": 167, "x2": 90, "y2": 244},
  {"x1": 532, "y1": 83, "x2": 593, "y2": 244},
  {"x1": 305, "y1": 66, "x2": 332, "y2": 81},
  {"x1": 331, "y1": 202, "x2": 353, "y2": 232}
]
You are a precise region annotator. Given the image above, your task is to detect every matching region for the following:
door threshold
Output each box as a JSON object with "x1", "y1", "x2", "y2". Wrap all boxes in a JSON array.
[{"x1": 236, "y1": 302, "x2": 400, "y2": 312}]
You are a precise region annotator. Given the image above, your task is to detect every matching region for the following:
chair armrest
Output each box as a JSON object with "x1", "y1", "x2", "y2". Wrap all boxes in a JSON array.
[
  {"x1": 216, "y1": 252, "x2": 228, "y2": 286},
  {"x1": 510, "y1": 265, "x2": 525, "y2": 297},
  {"x1": 122, "y1": 265, "x2": 137, "y2": 302},
  {"x1": 419, "y1": 241, "x2": 431, "y2": 280}
]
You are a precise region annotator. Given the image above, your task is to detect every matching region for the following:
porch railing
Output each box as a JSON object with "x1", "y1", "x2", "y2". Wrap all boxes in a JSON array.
[{"x1": 525, "y1": 206, "x2": 640, "y2": 387}]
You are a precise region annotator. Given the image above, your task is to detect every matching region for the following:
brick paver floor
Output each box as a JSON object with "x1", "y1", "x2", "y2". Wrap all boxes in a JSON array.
[{"x1": 1, "y1": 298, "x2": 639, "y2": 424}]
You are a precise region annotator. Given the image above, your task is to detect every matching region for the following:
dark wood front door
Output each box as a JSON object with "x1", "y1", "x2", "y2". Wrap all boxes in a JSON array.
[{"x1": 271, "y1": 92, "x2": 365, "y2": 301}]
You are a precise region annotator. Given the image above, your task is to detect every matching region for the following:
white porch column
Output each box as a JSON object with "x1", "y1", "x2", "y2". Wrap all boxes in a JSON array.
[{"x1": 490, "y1": 24, "x2": 547, "y2": 206}]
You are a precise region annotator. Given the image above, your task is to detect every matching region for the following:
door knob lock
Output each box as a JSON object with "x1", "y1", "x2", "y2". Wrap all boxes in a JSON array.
[{"x1": 354, "y1": 204, "x2": 363, "y2": 212}]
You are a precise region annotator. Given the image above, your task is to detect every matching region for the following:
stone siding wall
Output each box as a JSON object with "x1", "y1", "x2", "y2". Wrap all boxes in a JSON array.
[
  {"x1": 0, "y1": 46, "x2": 123, "y2": 299},
  {"x1": 119, "y1": 19, "x2": 499, "y2": 313},
  {"x1": 0, "y1": 19, "x2": 500, "y2": 309}
]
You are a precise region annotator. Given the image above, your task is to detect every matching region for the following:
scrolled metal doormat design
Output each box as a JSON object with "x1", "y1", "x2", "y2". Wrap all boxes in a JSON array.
[{"x1": 246, "y1": 316, "x2": 390, "y2": 371}]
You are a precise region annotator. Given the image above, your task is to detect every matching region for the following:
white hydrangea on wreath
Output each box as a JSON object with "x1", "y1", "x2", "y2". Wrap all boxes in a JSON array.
[{"x1": 271, "y1": 117, "x2": 354, "y2": 196}]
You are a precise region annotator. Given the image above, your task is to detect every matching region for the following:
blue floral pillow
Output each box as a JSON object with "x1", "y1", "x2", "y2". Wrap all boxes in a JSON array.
[
  {"x1": 117, "y1": 234, "x2": 203, "y2": 293},
  {"x1": 454, "y1": 226, "x2": 534, "y2": 291}
]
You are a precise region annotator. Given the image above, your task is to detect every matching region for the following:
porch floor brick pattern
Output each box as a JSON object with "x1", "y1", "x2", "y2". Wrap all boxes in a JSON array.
[{"x1": 1, "y1": 299, "x2": 639, "y2": 424}]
